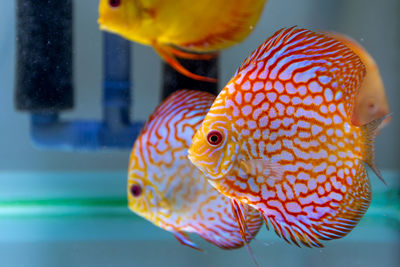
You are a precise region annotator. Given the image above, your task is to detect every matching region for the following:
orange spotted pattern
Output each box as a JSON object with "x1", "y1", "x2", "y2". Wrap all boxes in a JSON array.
[
  {"x1": 189, "y1": 28, "x2": 377, "y2": 248},
  {"x1": 128, "y1": 90, "x2": 263, "y2": 250}
]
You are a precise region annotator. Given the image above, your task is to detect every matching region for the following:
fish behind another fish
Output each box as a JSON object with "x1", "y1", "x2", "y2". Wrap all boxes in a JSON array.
[
  {"x1": 326, "y1": 32, "x2": 390, "y2": 128},
  {"x1": 128, "y1": 89, "x2": 263, "y2": 250}
]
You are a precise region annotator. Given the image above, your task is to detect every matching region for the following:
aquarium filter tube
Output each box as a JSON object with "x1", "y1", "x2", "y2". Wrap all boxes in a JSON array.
[
  {"x1": 14, "y1": 0, "x2": 218, "y2": 150},
  {"x1": 15, "y1": 0, "x2": 73, "y2": 112},
  {"x1": 29, "y1": 32, "x2": 144, "y2": 150}
]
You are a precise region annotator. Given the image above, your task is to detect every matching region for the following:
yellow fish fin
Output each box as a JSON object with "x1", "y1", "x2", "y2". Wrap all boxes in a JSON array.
[
  {"x1": 152, "y1": 42, "x2": 217, "y2": 83},
  {"x1": 171, "y1": 229, "x2": 202, "y2": 251},
  {"x1": 361, "y1": 113, "x2": 391, "y2": 184},
  {"x1": 168, "y1": 45, "x2": 218, "y2": 60}
]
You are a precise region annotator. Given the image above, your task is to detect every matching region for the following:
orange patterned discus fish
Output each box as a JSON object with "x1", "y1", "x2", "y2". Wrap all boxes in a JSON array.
[
  {"x1": 98, "y1": 0, "x2": 267, "y2": 82},
  {"x1": 326, "y1": 32, "x2": 390, "y2": 127},
  {"x1": 189, "y1": 27, "x2": 387, "y2": 248},
  {"x1": 127, "y1": 90, "x2": 263, "y2": 250}
]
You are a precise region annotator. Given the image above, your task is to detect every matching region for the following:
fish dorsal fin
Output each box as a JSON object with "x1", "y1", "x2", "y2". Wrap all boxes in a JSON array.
[
  {"x1": 361, "y1": 113, "x2": 392, "y2": 184},
  {"x1": 171, "y1": 229, "x2": 202, "y2": 251},
  {"x1": 234, "y1": 27, "x2": 366, "y2": 117}
]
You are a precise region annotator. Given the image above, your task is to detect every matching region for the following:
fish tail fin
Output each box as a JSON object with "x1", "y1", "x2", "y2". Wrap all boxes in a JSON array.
[
  {"x1": 230, "y1": 199, "x2": 259, "y2": 267},
  {"x1": 361, "y1": 113, "x2": 392, "y2": 184},
  {"x1": 153, "y1": 43, "x2": 217, "y2": 83},
  {"x1": 172, "y1": 230, "x2": 202, "y2": 251}
]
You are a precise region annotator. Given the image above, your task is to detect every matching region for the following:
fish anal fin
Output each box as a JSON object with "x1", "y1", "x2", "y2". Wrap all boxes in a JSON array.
[
  {"x1": 172, "y1": 230, "x2": 202, "y2": 251},
  {"x1": 262, "y1": 214, "x2": 322, "y2": 248},
  {"x1": 152, "y1": 42, "x2": 217, "y2": 83},
  {"x1": 361, "y1": 113, "x2": 392, "y2": 184},
  {"x1": 260, "y1": 162, "x2": 370, "y2": 248}
]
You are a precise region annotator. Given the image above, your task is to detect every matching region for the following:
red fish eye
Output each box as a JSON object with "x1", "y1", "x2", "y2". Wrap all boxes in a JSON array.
[
  {"x1": 207, "y1": 130, "x2": 223, "y2": 146},
  {"x1": 109, "y1": 0, "x2": 121, "y2": 8},
  {"x1": 130, "y1": 184, "x2": 142, "y2": 197}
]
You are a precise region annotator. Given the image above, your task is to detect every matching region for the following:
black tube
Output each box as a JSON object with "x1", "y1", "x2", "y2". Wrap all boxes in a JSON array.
[
  {"x1": 161, "y1": 57, "x2": 219, "y2": 100},
  {"x1": 15, "y1": 0, "x2": 73, "y2": 112}
]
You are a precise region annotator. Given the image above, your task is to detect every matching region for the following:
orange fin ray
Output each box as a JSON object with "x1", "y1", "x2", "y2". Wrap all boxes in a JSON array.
[
  {"x1": 262, "y1": 214, "x2": 322, "y2": 248},
  {"x1": 361, "y1": 113, "x2": 392, "y2": 185},
  {"x1": 172, "y1": 230, "x2": 202, "y2": 251},
  {"x1": 153, "y1": 43, "x2": 217, "y2": 83},
  {"x1": 168, "y1": 46, "x2": 218, "y2": 60},
  {"x1": 230, "y1": 198, "x2": 249, "y2": 242},
  {"x1": 230, "y1": 199, "x2": 259, "y2": 267}
]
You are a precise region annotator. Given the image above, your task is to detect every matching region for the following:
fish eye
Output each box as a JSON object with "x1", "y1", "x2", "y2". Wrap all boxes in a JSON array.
[
  {"x1": 130, "y1": 184, "x2": 142, "y2": 197},
  {"x1": 108, "y1": 0, "x2": 121, "y2": 8},
  {"x1": 207, "y1": 130, "x2": 223, "y2": 146}
]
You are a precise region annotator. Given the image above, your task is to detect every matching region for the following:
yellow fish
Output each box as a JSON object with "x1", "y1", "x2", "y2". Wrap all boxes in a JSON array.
[
  {"x1": 326, "y1": 32, "x2": 390, "y2": 127},
  {"x1": 128, "y1": 89, "x2": 263, "y2": 250},
  {"x1": 98, "y1": 0, "x2": 267, "y2": 82}
]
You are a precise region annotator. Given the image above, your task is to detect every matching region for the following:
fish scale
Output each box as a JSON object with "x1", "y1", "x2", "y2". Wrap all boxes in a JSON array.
[
  {"x1": 128, "y1": 90, "x2": 263, "y2": 250},
  {"x1": 189, "y1": 27, "x2": 385, "y2": 248}
]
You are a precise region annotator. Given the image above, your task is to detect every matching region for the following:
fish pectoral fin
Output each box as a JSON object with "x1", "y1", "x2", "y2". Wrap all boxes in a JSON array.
[
  {"x1": 152, "y1": 42, "x2": 217, "y2": 83},
  {"x1": 361, "y1": 113, "x2": 392, "y2": 185},
  {"x1": 230, "y1": 198, "x2": 249, "y2": 242},
  {"x1": 171, "y1": 230, "x2": 202, "y2": 251},
  {"x1": 230, "y1": 199, "x2": 259, "y2": 267},
  {"x1": 239, "y1": 159, "x2": 284, "y2": 183}
]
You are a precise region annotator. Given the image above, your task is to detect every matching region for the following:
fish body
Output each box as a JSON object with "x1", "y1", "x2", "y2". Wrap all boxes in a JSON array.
[
  {"x1": 326, "y1": 32, "x2": 390, "y2": 127},
  {"x1": 98, "y1": 0, "x2": 267, "y2": 82},
  {"x1": 128, "y1": 89, "x2": 263, "y2": 249},
  {"x1": 189, "y1": 28, "x2": 385, "y2": 247}
]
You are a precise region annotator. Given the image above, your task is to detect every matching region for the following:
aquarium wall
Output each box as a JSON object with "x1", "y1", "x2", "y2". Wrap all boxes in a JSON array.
[{"x1": 0, "y1": 0, "x2": 399, "y2": 266}]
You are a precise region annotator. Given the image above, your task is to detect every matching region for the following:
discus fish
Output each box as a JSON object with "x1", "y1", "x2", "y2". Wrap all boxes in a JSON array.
[
  {"x1": 128, "y1": 89, "x2": 263, "y2": 250},
  {"x1": 326, "y1": 32, "x2": 390, "y2": 127},
  {"x1": 98, "y1": 0, "x2": 267, "y2": 82},
  {"x1": 188, "y1": 27, "x2": 387, "y2": 248}
]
